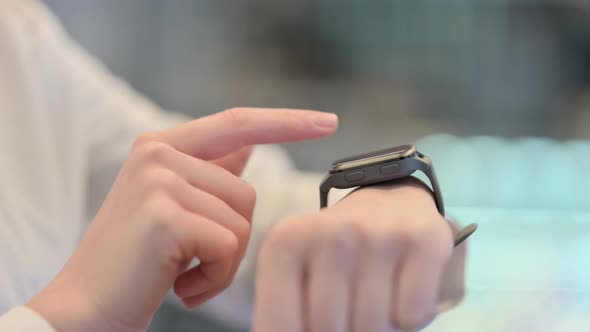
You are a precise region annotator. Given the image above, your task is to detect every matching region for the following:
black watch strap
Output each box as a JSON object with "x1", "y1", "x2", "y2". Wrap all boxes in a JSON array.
[{"x1": 320, "y1": 176, "x2": 476, "y2": 248}]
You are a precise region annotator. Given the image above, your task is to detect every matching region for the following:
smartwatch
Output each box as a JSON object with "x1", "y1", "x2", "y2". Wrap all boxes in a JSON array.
[{"x1": 320, "y1": 144, "x2": 477, "y2": 247}]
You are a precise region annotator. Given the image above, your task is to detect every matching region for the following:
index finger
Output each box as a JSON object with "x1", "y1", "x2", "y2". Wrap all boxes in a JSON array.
[{"x1": 157, "y1": 108, "x2": 338, "y2": 159}]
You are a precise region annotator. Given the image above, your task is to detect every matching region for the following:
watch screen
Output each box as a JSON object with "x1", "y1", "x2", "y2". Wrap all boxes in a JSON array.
[
  {"x1": 330, "y1": 145, "x2": 416, "y2": 172},
  {"x1": 332, "y1": 145, "x2": 415, "y2": 165}
]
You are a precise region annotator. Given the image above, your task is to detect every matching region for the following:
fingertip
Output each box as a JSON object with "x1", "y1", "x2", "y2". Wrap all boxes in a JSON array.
[
  {"x1": 311, "y1": 112, "x2": 339, "y2": 131},
  {"x1": 181, "y1": 296, "x2": 200, "y2": 309},
  {"x1": 394, "y1": 307, "x2": 437, "y2": 332},
  {"x1": 173, "y1": 268, "x2": 209, "y2": 299},
  {"x1": 172, "y1": 281, "x2": 189, "y2": 300},
  {"x1": 178, "y1": 287, "x2": 209, "y2": 309},
  {"x1": 173, "y1": 280, "x2": 183, "y2": 298},
  {"x1": 181, "y1": 289, "x2": 220, "y2": 309},
  {"x1": 181, "y1": 298, "x2": 192, "y2": 309}
]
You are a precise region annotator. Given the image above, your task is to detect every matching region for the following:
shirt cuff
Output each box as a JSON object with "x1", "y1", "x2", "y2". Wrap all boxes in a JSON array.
[{"x1": 0, "y1": 306, "x2": 56, "y2": 332}]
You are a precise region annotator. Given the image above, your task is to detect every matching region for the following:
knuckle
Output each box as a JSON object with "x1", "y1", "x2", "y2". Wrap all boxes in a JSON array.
[
  {"x1": 134, "y1": 140, "x2": 173, "y2": 164},
  {"x1": 224, "y1": 179, "x2": 257, "y2": 218},
  {"x1": 422, "y1": 222, "x2": 453, "y2": 256},
  {"x1": 216, "y1": 230, "x2": 240, "y2": 259},
  {"x1": 221, "y1": 108, "x2": 249, "y2": 128},
  {"x1": 219, "y1": 179, "x2": 257, "y2": 220},
  {"x1": 401, "y1": 221, "x2": 453, "y2": 259},
  {"x1": 261, "y1": 217, "x2": 308, "y2": 260},
  {"x1": 406, "y1": 227, "x2": 429, "y2": 248},
  {"x1": 363, "y1": 220, "x2": 428, "y2": 256},
  {"x1": 232, "y1": 216, "x2": 252, "y2": 245},
  {"x1": 399, "y1": 221, "x2": 435, "y2": 246},
  {"x1": 240, "y1": 181, "x2": 257, "y2": 209},
  {"x1": 147, "y1": 197, "x2": 181, "y2": 224},
  {"x1": 284, "y1": 109, "x2": 304, "y2": 128},
  {"x1": 145, "y1": 168, "x2": 182, "y2": 192},
  {"x1": 321, "y1": 220, "x2": 364, "y2": 258},
  {"x1": 361, "y1": 220, "x2": 454, "y2": 261},
  {"x1": 132, "y1": 132, "x2": 159, "y2": 149},
  {"x1": 142, "y1": 199, "x2": 182, "y2": 246},
  {"x1": 367, "y1": 226, "x2": 402, "y2": 255}
]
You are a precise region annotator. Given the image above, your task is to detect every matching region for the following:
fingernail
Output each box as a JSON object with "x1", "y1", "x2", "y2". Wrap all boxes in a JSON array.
[{"x1": 312, "y1": 113, "x2": 339, "y2": 129}]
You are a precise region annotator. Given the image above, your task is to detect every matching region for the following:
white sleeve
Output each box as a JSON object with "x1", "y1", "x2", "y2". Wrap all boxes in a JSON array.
[
  {"x1": 0, "y1": 307, "x2": 56, "y2": 332},
  {"x1": 0, "y1": 0, "x2": 325, "y2": 327},
  {"x1": 1, "y1": 1, "x2": 467, "y2": 329},
  {"x1": 5, "y1": 1, "x2": 189, "y2": 220},
  {"x1": 0, "y1": 0, "x2": 187, "y2": 219}
]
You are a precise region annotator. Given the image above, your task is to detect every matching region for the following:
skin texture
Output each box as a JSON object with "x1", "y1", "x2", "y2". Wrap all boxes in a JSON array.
[
  {"x1": 27, "y1": 108, "x2": 339, "y2": 332},
  {"x1": 27, "y1": 107, "x2": 464, "y2": 332},
  {"x1": 253, "y1": 179, "x2": 460, "y2": 332}
]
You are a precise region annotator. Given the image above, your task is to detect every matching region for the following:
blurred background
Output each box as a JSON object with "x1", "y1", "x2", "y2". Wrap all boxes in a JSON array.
[
  {"x1": 44, "y1": 0, "x2": 590, "y2": 172},
  {"x1": 43, "y1": 0, "x2": 590, "y2": 331}
]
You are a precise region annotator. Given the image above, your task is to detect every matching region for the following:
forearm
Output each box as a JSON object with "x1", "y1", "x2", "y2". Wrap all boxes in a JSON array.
[{"x1": 26, "y1": 278, "x2": 133, "y2": 332}]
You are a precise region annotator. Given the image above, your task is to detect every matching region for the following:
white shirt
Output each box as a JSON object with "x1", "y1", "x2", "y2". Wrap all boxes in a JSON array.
[
  {"x1": 2, "y1": 1, "x2": 590, "y2": 331},
  {"x1": 0, "y1": 0, "x2": 326, "y2": 329}
]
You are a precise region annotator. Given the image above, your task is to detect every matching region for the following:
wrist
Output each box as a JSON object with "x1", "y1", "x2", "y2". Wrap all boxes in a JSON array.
[
  {"x1": 27, "y1": 284, "x2": 96, "y2": 332},
  {"x1": 349, "y1": 177, "x2": 437, "y2": 206},
  {"x1": 381, "y1": 177, "x2": 436, "y2": 196},
  {"x1": 27, "y1": 274, "x2": 139, "y2": 332}
]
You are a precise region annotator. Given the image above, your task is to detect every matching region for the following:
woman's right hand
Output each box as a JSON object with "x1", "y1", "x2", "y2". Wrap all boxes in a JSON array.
[{"x1": 27, "y1": 108, "x2": 339, "y2": 332}]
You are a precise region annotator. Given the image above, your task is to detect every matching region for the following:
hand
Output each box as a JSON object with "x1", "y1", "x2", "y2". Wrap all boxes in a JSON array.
[
  {"x1": 253, "y1": 179, "x2": 466, "y2": 332},
  {"x1": 28, "y1": 108, "x2": 339, "y2": 332}
]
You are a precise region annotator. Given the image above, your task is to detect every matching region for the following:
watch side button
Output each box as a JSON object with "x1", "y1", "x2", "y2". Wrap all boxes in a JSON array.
[
  {"x1": 345, "y1": 171, "x2": 365, "y2": 182},
  {"x1": 381, "y1": 163, "x2": 400, "y2": 175}
]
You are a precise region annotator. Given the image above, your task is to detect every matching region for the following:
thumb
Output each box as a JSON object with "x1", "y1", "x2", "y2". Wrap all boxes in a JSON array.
[{"x1": 212, "y1": 146, "x2": 254, "y2": 176}]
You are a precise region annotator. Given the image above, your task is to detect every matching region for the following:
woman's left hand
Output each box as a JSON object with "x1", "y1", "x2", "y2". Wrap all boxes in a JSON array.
[{"x1": 253, "y1": 179, "x2": 467, "y2": 332}]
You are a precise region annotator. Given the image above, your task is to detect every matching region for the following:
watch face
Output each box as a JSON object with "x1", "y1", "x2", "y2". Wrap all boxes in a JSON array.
[{"x1": 329, "y1": 145, "x2": 417, "y2": 173}]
